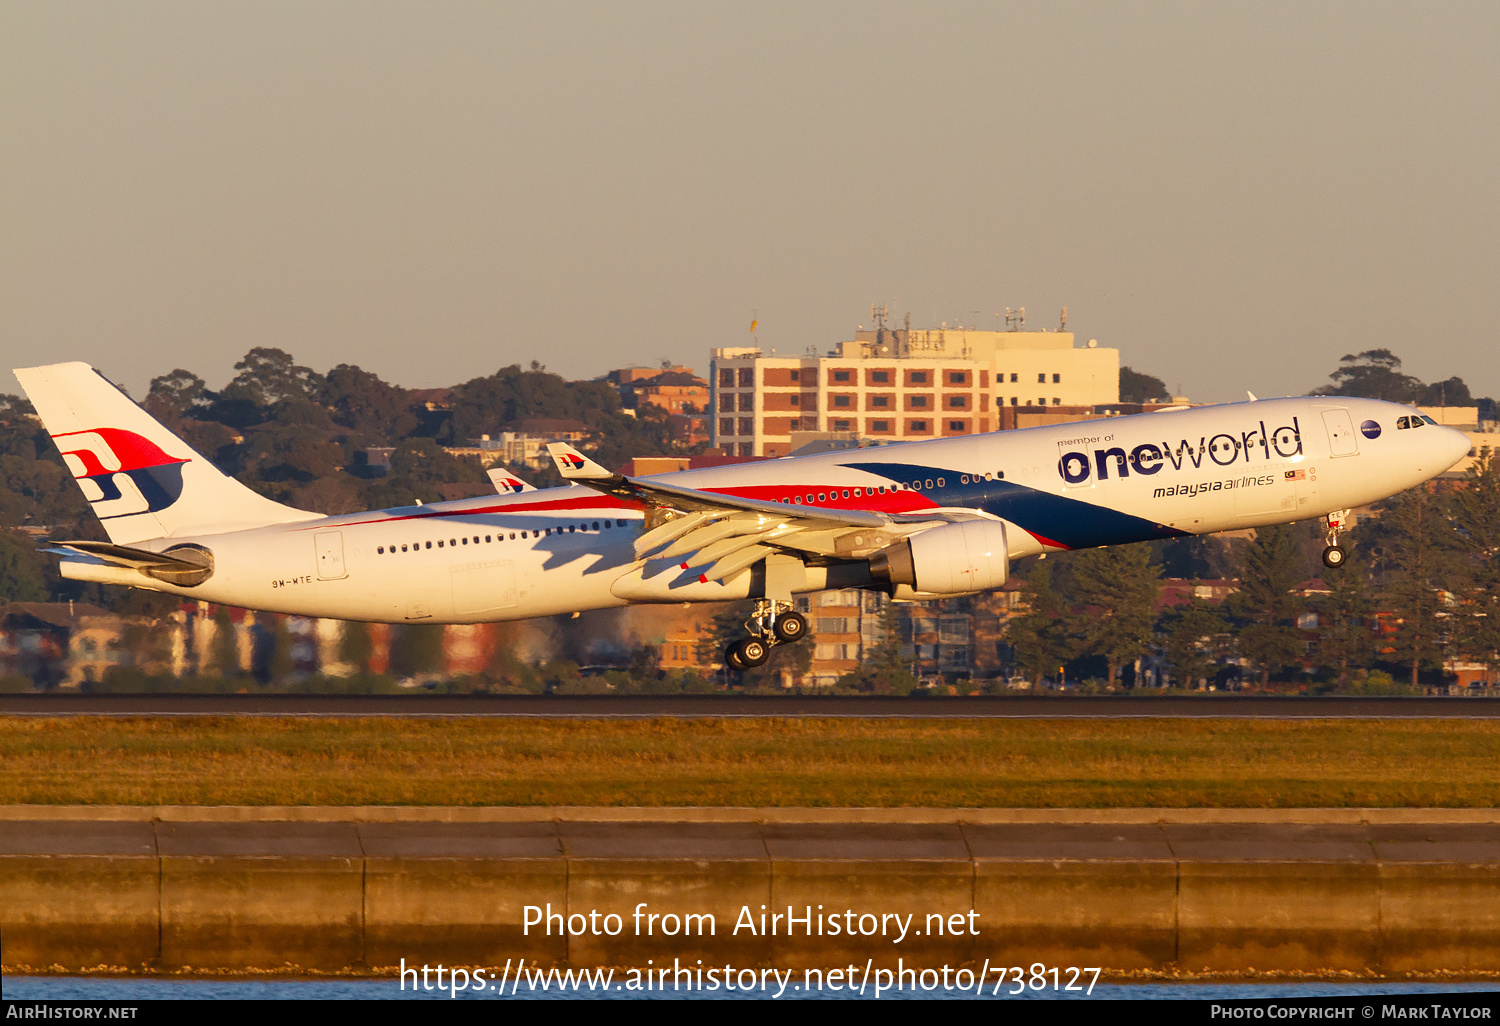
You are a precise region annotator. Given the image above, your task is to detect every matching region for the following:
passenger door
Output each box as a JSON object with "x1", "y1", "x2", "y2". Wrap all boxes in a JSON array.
[
  {"x1": 314, "y1": 531, "x2": 347, "y2": 580},
  {"x1": 1322, "y1": 409, "x2": 1359, "y2": 458}
]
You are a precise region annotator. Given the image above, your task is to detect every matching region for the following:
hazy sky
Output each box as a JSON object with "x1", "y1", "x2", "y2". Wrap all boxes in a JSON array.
[{"x1": 4, "y1": 1, "x2": 1497, "y2": 403}]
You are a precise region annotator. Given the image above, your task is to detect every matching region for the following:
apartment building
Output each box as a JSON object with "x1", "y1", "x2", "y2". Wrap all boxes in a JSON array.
[
  {"x1": 710, "y1": 323, "x2": 1120, "y2": 456},
  {"x1": 788, "y1": 589, "x2": 1025, "y2": 686}
]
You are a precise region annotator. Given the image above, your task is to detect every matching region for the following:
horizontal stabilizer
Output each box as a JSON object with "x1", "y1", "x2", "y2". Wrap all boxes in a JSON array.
[
  {"x1": 545, "y1": 442, "x2": 614, "y2": 480},
  {"x1": 486, "y1": 468, "x2": 536, "y2": 495},
  {"x1": 49, "y1": 539, "x2": 214, "y2": 586}
]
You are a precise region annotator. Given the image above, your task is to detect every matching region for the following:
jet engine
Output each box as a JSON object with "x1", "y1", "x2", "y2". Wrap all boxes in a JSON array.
[{"x1": 868, "y1": 520, "x2": 1009, "y2": 595}]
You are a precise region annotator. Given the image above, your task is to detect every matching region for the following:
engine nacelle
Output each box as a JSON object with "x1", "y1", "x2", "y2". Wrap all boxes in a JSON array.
[{"x1": 868, "y1": 520, "x2": 1009, "y2": 595}]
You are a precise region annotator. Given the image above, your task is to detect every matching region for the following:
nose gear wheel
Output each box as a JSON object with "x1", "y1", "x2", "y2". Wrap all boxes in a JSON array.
[{"x1": 1322, "y1": 509, "x2": 1351, "y2": 569}]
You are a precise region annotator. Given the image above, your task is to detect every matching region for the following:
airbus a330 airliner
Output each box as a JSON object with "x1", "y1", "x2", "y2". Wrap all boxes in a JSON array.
[{"x1": 14, "y1": 362, "x2": 1470, "y2": 668}]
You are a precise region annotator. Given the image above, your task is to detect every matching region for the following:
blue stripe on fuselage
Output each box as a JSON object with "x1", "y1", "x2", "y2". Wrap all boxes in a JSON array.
[{"x1": 840, "y1": 461, "x2": 1188, "y2": 549}]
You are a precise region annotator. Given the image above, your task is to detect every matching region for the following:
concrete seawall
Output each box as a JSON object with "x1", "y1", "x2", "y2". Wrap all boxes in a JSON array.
[{"x1": 2, "y1": 808, "x2": 1497, "y2": 974}]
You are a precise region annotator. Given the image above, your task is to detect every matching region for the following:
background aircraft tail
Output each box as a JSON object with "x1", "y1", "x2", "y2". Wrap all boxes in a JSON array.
[{"x1": 14, "y1": 362, "x2": 319, "y2": 545}]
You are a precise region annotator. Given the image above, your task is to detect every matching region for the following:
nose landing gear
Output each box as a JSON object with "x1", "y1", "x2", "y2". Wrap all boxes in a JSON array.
[
  {"x1": 1322, "y1": 509, "x2": 1351, "y2": 569},
  {"x1": 723, "y1": 599, "x2": 809, "y2": 670}
]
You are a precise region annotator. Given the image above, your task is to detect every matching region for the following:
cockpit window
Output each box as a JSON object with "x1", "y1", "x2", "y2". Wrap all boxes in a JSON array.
[{"x1": 1420, "y1": 415, "x2": 1438, "y2": 426}]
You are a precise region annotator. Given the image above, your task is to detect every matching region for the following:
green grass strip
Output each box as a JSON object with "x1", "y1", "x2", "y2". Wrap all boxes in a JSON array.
[{"x1": 2, "y1": 716, "x2": 1497, "y2": 808}]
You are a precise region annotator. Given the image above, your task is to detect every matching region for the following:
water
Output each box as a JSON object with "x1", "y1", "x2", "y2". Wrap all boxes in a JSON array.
[{"x1": 4, "y1": 976, "x2": 1497, "y2": 1001}]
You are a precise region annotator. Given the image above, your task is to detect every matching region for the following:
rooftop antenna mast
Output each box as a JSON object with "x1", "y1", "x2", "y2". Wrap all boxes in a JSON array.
[{"x1": 1060, "y1": 306, "x2": 1067, "y2": 331}]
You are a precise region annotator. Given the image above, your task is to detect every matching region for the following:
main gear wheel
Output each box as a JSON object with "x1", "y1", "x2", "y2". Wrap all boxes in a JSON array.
[{"x1": 773, "y1": 610, "x2": 808, "y2": 643}]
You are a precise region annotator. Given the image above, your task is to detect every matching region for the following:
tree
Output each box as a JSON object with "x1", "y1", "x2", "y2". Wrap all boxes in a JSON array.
[
  {"x1": 220, "y1": 348, "x2": 325, "y2": 408},
  {"x1": 268, "y1": 616, "x2": 296, "y2": 682},
  {"x1": 1006, "y1": 559, "x2": 1075, "y2": 685},
  {"x1": 1362, "y1": 486, "x2": 1462, "y2": 687},
  {"x1": 321, "y1": 364, "x2": 418, "y2": 440},
  {"x1": 1311, "y1": 350, "x2": 1475, "y2": 410},
  {"x1": 1068, "y1": 544, "x2": 1162, "y2": 688},
  {"x1": 209, "y1": 606, "x2": 240, "y2": 677},
  {"x1": 0, "y1": 529, "x2": 48, "y2": 602},
  {"x1": 839, "y1": 597, "x2": 918, "y2": 694},
  {"x1": 1160, "y1": 598, "x2": 1226, "y2": 689},
  {"x1": 1313, "y1": 552, "x2": 1375, "y2": 685},
  {"x1": 236, "y1": 409, "x2": 345, "y2": 489},
  {"x1": 1316, "y1": 350, "x2": 1422, "y2": 403},
  {"x1": 145, "y1": 370, "x2": 208, "y2": 417},
  {"x1": 390, "y1": 623, "x2": 445, "y2": 677},
  {"x1": 1419, "y1": 377, "x2": 1473, "y2": 407},
  {"x1": 1226, "y1": 524, "x2": 1307, "y2": 684},
  {"x1": 1118, "y1": 367, "x2": 1169, "y2": 404},
  {"x1": 0, "y1": 393, "x2": 35, "y2": 418},
  {"x1": 1448, "y1": 446, "x2": 1500, "y2": 682}
]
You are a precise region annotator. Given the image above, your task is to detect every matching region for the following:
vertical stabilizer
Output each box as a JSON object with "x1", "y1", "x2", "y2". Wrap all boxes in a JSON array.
[{"x1": 14, "y1": 362, "x2": 319, "y2": 545}]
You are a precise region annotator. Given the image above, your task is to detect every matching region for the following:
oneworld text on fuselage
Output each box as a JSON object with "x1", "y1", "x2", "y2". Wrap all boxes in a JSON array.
[{"x1": 1057, "y1": 417, "x2": 1304, "y2": 485}]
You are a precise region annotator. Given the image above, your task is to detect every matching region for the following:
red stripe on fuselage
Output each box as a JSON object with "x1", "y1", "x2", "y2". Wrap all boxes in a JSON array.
[
  {"x1": 311, "y1": 481, "x2": 941, "y2": 530},
  {"x1": 318, "y1": 494, "x2": 642, "y2": 529}
]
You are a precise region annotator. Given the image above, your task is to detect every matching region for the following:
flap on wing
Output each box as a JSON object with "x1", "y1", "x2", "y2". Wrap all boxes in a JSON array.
[{"x1": 545, "y1": 442, "x2": 990, "y2": 575}]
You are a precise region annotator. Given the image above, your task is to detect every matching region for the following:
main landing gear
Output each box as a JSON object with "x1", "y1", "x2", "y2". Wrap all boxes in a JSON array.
[
  {"x1": 724, "y1": 599, "x2": 808, "y2": 670},
  {"x1": 1322, "y1": 508, "x2": 1351, "y2": 569}
]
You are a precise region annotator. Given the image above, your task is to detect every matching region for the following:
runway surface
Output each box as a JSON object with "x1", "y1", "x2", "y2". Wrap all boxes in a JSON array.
[{"x1": 2, "y1": 693, "x2": 1497, "y2": 718}]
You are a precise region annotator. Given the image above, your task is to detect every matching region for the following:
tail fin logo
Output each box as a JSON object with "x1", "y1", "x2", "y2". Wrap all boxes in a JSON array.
[
  {"x1": 52, "y1": 428, "x2": 189, "y2": 520},
  {"x1": 558, "y1": 453, "x2": 586, "y2": 470}
]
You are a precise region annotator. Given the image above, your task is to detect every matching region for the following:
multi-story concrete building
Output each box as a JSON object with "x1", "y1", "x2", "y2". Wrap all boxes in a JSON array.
[{"x1": 710, "y1": 321, "x2": 1120, "y2": 456}]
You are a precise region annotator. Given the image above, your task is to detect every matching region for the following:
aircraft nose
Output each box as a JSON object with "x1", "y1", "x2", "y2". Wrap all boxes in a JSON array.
[{"x1": 1437, "y1": 426, "x2": 1472, "y2": 471}]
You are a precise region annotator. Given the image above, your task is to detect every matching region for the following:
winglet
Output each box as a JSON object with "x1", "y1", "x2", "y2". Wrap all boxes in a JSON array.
[
  {"x1": 485, "y1": 468, "x2": 536, "y2": 495},
  {"x1": 545, "y1": 442, "x2": 613, "y2": 480},
  {"x1": 1246, "y1": 391, "x2": 1259, "y2": 401}
]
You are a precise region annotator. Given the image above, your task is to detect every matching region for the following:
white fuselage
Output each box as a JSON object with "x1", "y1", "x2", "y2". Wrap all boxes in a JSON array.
[{"x1": 88, "y1": 397, "x2": 1468, "y2": 624}]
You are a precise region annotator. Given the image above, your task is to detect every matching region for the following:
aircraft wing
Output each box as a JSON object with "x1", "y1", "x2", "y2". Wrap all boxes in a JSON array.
[{"x1": 543, "y1": 442, "x2": 970, "y2": 582}]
